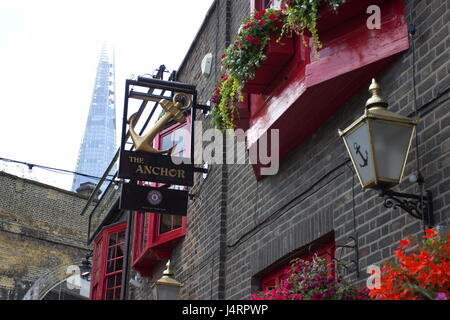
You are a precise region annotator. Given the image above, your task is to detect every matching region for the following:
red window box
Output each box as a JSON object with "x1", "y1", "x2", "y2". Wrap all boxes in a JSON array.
[
  {"x1": 245, "y1": 0, "x2": 409, "y2": 179},
  {"x1": 260, "y1": 240, "x2": 335, "y2": 291},
  {"x1": 131, "y1": 118, "x2": 190, "y2": 277},
  {"x1": 243, "y1": 36, "x2": 295, "y2": 94},
  {"x1": 90, "y1": 222, "x2": 127, "y2": 300},
  {"x1": 315, "y1": 0, "x2": 390, "y2": 36}
]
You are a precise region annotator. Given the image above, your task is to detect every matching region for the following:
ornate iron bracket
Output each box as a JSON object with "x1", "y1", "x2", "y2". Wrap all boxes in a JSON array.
[
  {"x1": 378, "y1": 189, "x2": 434, "y2": 227},
  {"x1": 194, "y1": 104, "x2": 211, "y2": 115}
]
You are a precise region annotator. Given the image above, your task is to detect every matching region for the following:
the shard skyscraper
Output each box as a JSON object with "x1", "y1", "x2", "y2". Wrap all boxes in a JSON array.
[{"x1": 72, "y1": 44, "x2": 117, "y2": 194}]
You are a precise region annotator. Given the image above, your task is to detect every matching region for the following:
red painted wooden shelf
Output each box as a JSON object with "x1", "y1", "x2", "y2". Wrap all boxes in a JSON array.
[
  {"x1": 243, "y1": 0, "x2": 409, "y2": 179},
  {"x1": 243, "y1": 36, "x2": 295, "y2": 94},
  {"x1": 316, "y1": 0, "x2": 390, "y2": 35}
]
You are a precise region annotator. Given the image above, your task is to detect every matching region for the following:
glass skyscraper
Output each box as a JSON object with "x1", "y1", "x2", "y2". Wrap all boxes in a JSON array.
[{"x1": 72, "y1": 45, "x2": 117, "y2": 194}]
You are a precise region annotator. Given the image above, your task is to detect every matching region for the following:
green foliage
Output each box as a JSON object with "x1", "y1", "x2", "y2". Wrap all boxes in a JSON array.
[
  {"x1": 211, "y1": 0, "x2": 345, "y2": 131},
  {"x1": 280, "y1": 0, "x2": 345, "y2": 54},
  {"x1": 211, "y1": 75, "x2": 242, "y2": 131}
]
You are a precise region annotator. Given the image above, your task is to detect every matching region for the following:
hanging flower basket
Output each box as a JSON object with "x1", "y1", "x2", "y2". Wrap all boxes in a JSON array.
[
  {"x1": 243, "y1": 35, "x2": 294, "y2": 94},
  {"x1": 211, "y1": 0, "x2": 346, "y2": 131}
]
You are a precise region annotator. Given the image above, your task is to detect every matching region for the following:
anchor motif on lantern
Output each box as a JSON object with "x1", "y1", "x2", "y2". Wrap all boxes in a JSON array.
[{"x1": 353, "y1": 142, "x2": 369, "y2": 168}]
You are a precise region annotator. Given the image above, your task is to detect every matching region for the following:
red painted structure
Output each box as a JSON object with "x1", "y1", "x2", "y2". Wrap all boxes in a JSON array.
[
  {"x1": 131, "y1": 119, "x2": 190, "y2": 277},
  {"x1": 261, "y1": 241, "x2": 335, "y2": 291},
  {"x1": 242, "y1": 0, "x2": 409, "y2": 178},
  {"x1": 90, "y1": 222, "x2": 127, "y2": 300}
]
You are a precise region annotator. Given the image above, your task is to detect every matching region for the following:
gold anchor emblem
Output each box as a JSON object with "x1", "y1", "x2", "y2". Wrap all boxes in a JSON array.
[{"x1": 128, "y1": 93, "x2": 192, "y2": 153}]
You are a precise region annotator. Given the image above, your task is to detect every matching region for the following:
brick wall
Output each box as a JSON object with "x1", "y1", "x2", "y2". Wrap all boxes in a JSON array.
[
  {"x1": 130, "y1": 0, "x2": 449, "y2": 300},
  {"x1": 0, "y1": 171, "x2": 92, "y2": 299}
]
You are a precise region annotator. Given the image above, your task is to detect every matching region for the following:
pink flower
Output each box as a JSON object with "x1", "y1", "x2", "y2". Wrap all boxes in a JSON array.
[
  {"x1": 435, "y1": 293, "x2": 448, "y2": 300},
  {"x1": 312, "y1": 292, "x2": 323, "y2": 300}
]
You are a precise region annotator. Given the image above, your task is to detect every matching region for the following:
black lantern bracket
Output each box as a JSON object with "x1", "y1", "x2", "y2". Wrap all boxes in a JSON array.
[{"x1": 378, "y1": 187, "x2": 434, "y2": 228}]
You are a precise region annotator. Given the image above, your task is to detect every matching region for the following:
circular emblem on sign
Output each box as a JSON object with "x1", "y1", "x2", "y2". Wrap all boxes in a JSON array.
[{"x1": 147, "y1": 190, "x2": 163, "y2": 205}]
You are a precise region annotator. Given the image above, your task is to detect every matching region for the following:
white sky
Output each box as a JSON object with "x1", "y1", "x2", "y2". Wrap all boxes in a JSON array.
[{"x1": 0, "y1": 0, "x2": 214, "y2": 190}]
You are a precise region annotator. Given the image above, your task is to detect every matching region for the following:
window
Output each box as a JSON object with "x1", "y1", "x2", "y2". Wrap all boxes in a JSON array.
[
  {"x1": 132, "y1": 116, "x2": 190, "y2": 277},
  {"x1": 90, "y1": 222, "x2": 127, "y2": 300},
  {"x1": 251, "y1": 0, "x2": 276, "y2": 11},
  {"x1": 260, "y1": 241, "x2": 335, "y2": 292},
  {"x1": 261, "y1": 267, "x2": 290, "y2": 292}
]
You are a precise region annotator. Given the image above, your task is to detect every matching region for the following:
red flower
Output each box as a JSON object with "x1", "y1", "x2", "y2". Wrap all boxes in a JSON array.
[
  {"x1": 221, "y1": 54, "x2": 227, "y2": 59},
  {"x1": 254, "y1": 9, "x2": 266, "y2": 20},
  {"x1": 258, "y1": 20, "x2": 265, "y2": 27},
  {"x1": 252, "y1": 37, "x2": 261, "y2": 46},
  {"x1": 370, "y1": 227, "x2": 450, "y2": 300},
  {"x1": 275, "y1": 20, "x2": 284, "y2": 28},
  {"x1": 423, "y1": 228, "x2": 437, "y2": 239},
  {"x1": 246, "y1": 34, "x2": 254, "y2": 43},
  {"x1": 268, "y1": 13, "x2": 277, "y2": 21},
  {"x1": 398, "y1": 239, "x2": 410, "y2": 249},
  {"x1": 243, "y1": 21, "x2": 255, "y2": 30}
]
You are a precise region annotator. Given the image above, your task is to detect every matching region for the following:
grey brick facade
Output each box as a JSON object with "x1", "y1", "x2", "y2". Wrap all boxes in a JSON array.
[{"x1": 126, "y1": 0, "x2": 449, "y2": 300}]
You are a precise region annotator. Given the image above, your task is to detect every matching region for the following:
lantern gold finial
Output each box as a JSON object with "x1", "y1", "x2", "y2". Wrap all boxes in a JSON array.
[
  {"x1": 154, "y1": 260, "x2": 183, "y2": 288},
  {"x1": 163, "y1": 260, "x2": 174, "y2": 276},
  {"x1": 366, "y1": 78, "x2": 388, "y2": 109}
]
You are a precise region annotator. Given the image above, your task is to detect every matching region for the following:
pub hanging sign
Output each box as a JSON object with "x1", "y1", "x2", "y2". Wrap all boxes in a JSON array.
[
  {"x1": 118, "y1": 91, "x2": 194, "y2": 186},
  {"x1": 118, "y1": 150, "x2": 193, "y2": 186},
  {"x1": 117, "y1": 85, "x2": 195, "y2": 216}
]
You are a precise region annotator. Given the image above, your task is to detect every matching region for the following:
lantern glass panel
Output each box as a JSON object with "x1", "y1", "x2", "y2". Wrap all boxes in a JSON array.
[
  {"x1": 153, "y1": 284, "x2": 180, "y2": 300},
  {"x1": 343, "y1": 122, "x2": 375, "y2": 187},
  {"x1": 370, "y1": 120, "x2": 414, "y2": 183}
]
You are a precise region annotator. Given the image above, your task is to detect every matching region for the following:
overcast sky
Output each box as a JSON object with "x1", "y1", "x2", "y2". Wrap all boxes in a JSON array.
[{"x1": 0, "y1": 0, "x2": 214, "y2": 190}]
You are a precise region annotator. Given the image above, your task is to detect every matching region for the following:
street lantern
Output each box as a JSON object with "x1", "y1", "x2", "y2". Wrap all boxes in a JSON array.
[
  {"x1": 338, "y1": 79, "x2": 433, "y2": 227},
  {"x1": 152, "y1": 260, "x2": 183, "y2": 300},
  {"x1": 338, "y1": 79, "x2": 417, "y2": 190},
  {"x1": 79, "y1": 252, "x2": 92, "y2": 280}
]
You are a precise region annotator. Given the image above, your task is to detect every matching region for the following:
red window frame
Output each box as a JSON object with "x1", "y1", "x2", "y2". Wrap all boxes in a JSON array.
[
  {"x1": 261, "y1": 241, "x2": 335, "y2": 291},
  {"x1": 89, "y1": 222, "x2": 127, "y2": 300},
  {"x1": 132, "y1": 116, "x2": 190, "y2": 277},
  {"x1": 251, "y1": 0, "x2": 276, "y2": 11}
]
